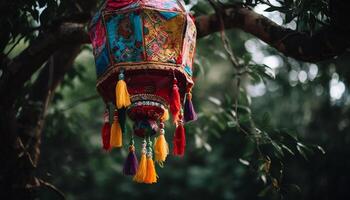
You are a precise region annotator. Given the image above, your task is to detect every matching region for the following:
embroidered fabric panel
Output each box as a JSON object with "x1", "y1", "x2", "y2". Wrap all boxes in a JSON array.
[
  {"x1": 182, "y1": 15, "x2": 196, "y2": 76},
  {"x1": 90, "y1": 19, "x2": 106, "y2": 58},
  {"x1": 142, "y1": 10, "x2": 185, "y2": 63},
  {"x1": 96, "y1": 48, "x2": 111, "y2": 76},
  {"x1": 89, "y1": 19, "x2": 110, "y2": 77},
  {"x1": 105, "y1": 11, "x2": 144, "y2": 63},
  {"x1": 141, "y1": 0, "x2": 182, "y2": 11}
]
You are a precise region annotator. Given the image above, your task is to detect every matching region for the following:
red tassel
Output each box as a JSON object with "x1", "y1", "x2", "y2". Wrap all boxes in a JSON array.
[
  {"x1": 173, "y1": 118, "x2": 186, "y2": 156},
  {"x1": 101, "y1": 112, "x2": 111, "y2": 151},
  {"x1": 170, "y1": 78, "x2": 181, "y2": 123}
]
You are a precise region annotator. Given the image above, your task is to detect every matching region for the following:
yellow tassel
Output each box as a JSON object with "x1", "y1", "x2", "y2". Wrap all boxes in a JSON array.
[
  {"x1": 115, "y1": 71, "x2": 131, "y2": 109},
  {"x1": 133, "y1": 153, "x2": 147, "y2": 183},
  {"x1": 160, "y1": 108, "x2": 169, "y2": 122},
  {"x1": 133, "y1": 141, "x2": 147, "y2": 183},
  {"x1": 154, "y1": 127, "x2": 168, "y2": 167},
  {"x1": 110, "y1": 119, "x2": 122, "y2": 148},
  {"x1": 144, "y1": 156, "x2": 158, "y2": 184}
]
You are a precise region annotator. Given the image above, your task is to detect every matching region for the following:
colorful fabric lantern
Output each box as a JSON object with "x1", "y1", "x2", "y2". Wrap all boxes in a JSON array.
[{"x1": 89, "y1": 0, "x2": 197, "y2": 184}]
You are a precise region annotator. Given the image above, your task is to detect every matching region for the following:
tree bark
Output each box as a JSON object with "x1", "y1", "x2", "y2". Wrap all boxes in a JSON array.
[{"x1": 0, "y1": 45, "x2": 81, "y2": 199}]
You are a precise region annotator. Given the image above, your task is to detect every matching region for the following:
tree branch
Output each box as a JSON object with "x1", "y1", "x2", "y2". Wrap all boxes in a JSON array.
[
  {"x1": 28, "y1": 4, "x2": 349, "y2": 63},
  {"x1": 38, "y1": 178, "x2": 66, "y2": 200},
  {"x1": 195, "y1": 4, "x2": 350, "y2": 62},
  {"x1": 0, "y1": 23, "x2": 87, "y2": 108},
  {"x1": 2, "y1": 2, "x2": 350, "y2": 109}
]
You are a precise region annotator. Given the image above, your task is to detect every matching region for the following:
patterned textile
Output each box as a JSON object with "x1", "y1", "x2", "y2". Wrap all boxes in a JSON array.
[
  {"x1": 89, "y1": 17, "x2": 110, "y2": 76},
  {"x1": 90, "y1": 0, "x2": 196, "y2": 90},
  {"x1": 181, "y1": 15, "x2": 197, "y2": 76},
  {"x1": 90, "y1": 20, "x2": 106, "y2": 58},
  {"x1": 142, "y1": 0, "x2": 183, "y2": 11},
  {"x1": 143, "y1": 10, "x2": 185, "y2": 63},
  {"x1": 105, "y1": 11, "x2": 144, "y2": 63}
]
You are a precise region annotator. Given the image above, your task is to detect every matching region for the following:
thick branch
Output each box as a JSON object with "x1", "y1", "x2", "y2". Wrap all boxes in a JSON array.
[
  {"x1": 195, "y1": 5, "x2": 350, "y2": 62},
  {"x1": 38, "y1": 6, "x2": 349, "y2": 63},
  {"x1": 0, "y1": 23, "x2": 87, "y2": 108}
]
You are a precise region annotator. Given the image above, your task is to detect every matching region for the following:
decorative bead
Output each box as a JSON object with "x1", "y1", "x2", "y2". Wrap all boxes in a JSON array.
[{"x1": 118, "y1": 70, "x2": 125, "y2": 80}]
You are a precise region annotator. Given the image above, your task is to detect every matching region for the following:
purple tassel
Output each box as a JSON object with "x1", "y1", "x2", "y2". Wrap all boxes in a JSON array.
[
  {"x1": 184, "y1": 93, "x2": 197, "y2": 122},
  {"x1": 123, "y1": 146, "x2": 138, "y2": 176}
]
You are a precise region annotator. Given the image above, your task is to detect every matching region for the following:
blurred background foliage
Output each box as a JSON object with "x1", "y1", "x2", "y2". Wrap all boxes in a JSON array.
[{"x1": 3, "y1": 0, "x2": 350, "y2": 199}]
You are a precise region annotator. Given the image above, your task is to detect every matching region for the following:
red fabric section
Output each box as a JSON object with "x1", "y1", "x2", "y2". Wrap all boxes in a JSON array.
[
  {"x1": 97, "y1": 69, "x2": 187, "y2": 106},
  {"x1": 106, "y1": 0, "x2": 137, "y2": 9},
  {"x1": 128, "y1": 105, "x2": 164, "y2": 121}
]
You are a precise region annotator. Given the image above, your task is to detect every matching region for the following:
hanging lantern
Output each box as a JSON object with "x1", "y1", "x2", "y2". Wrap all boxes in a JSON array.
[{"x1": 89, "y1": 0, "x2": 197, "y2": 184}]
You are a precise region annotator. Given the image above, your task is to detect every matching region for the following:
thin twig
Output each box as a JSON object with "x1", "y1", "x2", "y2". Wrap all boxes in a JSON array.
[
  {"x1": 60, "y1": 94, "x2": 100, "y2": 111},
  {"x1": 38, "y1": 178, "x2": 66, "y2": 199},
  {"x1": 208, "y1": 0, "x2": 264, "y2": 157},
  {"x1": 208, "y1": 0, "x2": 240, "y2": 68},
  {"x1": 17, "y1": 137, "x2": 36, "y2": 168}
]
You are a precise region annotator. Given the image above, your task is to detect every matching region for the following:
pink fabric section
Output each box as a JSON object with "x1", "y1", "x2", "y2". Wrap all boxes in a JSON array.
[
  {"x1": 142, "y1": 0, "x2": 182, "y2": 11},
  {"x1": 106, "y1": 0, "x2": 137, "y2": 9},
  {"x1": 89, "y1": 20, "x2": 106, "y2": 56}
]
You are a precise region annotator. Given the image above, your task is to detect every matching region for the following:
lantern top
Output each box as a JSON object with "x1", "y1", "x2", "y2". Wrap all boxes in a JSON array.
[{"x1": 89, "y1": 0, "x2": 196, "y2": 105}]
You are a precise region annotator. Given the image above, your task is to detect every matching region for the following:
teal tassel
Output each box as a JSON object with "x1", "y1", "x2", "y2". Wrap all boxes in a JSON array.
[{"x1": 117, "y1": 108, "x2": 127, "y2": 134}]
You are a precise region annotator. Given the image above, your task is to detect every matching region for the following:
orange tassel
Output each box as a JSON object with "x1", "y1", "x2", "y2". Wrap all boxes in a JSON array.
[
  {"x1": 144, "y1": 139, "x2": 157, "y2": 184},
  {"x1": 110, "y1": 114, "x2": 122, "y2": 148},
  {"x1": 144, "y1": 156, "x2": 157, "y2": 184},
  {"x1": 115, "y1": 70, "x2": 131, "y2": 109},
  {"x1": 154, "y1": 123, "x2": 169, "y2": 167},
  {"x1": 133, "y1": 140, "x2": 147, "y2": 183}
]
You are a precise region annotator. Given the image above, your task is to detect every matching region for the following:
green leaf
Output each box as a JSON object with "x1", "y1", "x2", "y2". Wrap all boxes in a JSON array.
[
  {"x1": 297, "y1": 144, "x2": 308, "y2": 160},
  {"x1": 208, "y1": 96, "x2": 221, "y2": 106},
  {"x1": 314, "y1": 145, "x2": 326, "y2": 154},
  {"x1": 272, "y1": 141, "x2": 284, "y2": 158},
  {"x1": 284, "y1": 184, "x2": 302, "y2": 194},
  {"x1": 265, "y1": 6, "x2": 281, "y2": 12},
  {"x1": 285, "y1": 11, "x2": 295, "y2": 23},
  {"x1": 282, "y1": 144, "x2": 295, "y2": 155},
  {"x1": 258, "y1": 185, "x2": 271, "y2": 197},
  {"x1": 261, "y1": 112, "x2": 271, "y2": 128},
  {"x1": 238, "y1": 158, "x2": 250, "y2": 166}
]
